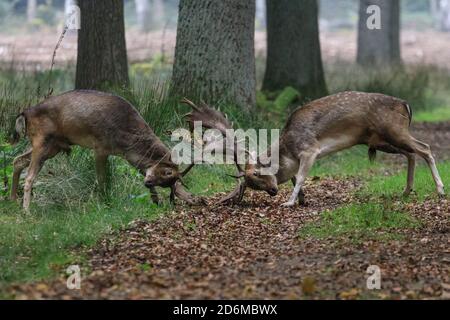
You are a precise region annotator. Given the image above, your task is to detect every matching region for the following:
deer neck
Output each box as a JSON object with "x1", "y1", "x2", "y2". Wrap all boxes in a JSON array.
[
  {"x1": 123, "y1": 134, "x2": 172, "y2": 173},
  {"x1": 274, "y1": 144, "x2": 299, "y2": 185},
  {"x1": 256, "y1": 139, "x2": 297, "y2": 185}
]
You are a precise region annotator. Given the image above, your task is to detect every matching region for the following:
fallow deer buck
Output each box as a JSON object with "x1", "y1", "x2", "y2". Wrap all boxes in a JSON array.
[
  {"x1": 183, "y1": 92, "x2": 445, "y2": 207},
  {"x1": 10, "y1": 90, "x2": 200, "y2": 211}
]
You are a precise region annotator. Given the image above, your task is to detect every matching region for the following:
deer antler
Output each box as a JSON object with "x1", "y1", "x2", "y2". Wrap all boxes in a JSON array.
[
  {"x1": 171, "y1": 181, "x2": 206, "y2": 205},
  {"x1": 181, "y1": 98, "x2": 249, "y2": 205}
]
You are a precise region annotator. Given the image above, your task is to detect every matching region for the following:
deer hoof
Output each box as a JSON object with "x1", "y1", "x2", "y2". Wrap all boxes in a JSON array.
[
  {"x1": 281, "y1": 201, "x2": 296, "y2": 208},
  {"x1": 437, "y1": 185, "x2": 445, "y2": 197},
  {"x1": 402, "y1": 188, "x2": 413, "y2": 197}
]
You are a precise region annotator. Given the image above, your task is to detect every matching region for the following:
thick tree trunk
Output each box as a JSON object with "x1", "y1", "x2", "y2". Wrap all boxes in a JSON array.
[
  {"x1": 357, "y1": 0, "x2": 401, "y2": 67},
  {"x1": 262, "y1": 0, "x2": 327, "y2": 101},
  {"x1": 27, "y1": 0, "x2": 37, "y2": 23},
  {"x1": 171, "y1": 0, "x2": 256, "y2": 110},
  {"x1": 135, "y1": 0, "x2": 151, "y2": 32},
  {"x1": 75, "y1": 0, "x2": 129, "y2": 90}
]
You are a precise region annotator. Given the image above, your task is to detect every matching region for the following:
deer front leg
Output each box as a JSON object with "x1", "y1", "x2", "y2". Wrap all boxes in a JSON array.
[
  {"x1": 94, "y1": 152, "x2": 109, "y2": 193},
  {"x1": 149, "y1": 186, "x2": 161, "y2": 205},
  {"x1": 282, "y1": 152, "x2": 317, "y2": 208},
  {"x1": 11, "y1": 148, "x2": 32, "y2": 201},
  {"x1": 291, "y1": 177, "x2": 306, "y2": 205}
]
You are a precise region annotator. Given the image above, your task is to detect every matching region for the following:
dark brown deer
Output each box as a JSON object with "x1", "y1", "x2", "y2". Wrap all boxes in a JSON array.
[
  {"x1": 11, "y1": 90, "x2": 200, "y2": 211},
  {"x1": 183, "y1": 92, "x2": 445, "y2": 207}
]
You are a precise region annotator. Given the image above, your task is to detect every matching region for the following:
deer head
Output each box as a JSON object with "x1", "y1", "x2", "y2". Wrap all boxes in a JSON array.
[{"x1": 181, "y1": 98, "x2": 278, "y2": 204}]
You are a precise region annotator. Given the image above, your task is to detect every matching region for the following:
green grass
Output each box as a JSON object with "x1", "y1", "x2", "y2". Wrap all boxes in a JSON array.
[
  {"x1": 0, "y1": 62, "x2": 449, "y2": 291},
  {"x1": 414, "y1": 107, "x2": 450, "y2": 123},
  {"x1": 0, "y1": 155, "x2": 235, "y2": 286},
  {"x1": 301, "y1": 161, "x2": 450, "y2": 242},
  {"x1": 299, "y1": 204, "x2": 421, "y2": 242},
  {"x1": 311, "y1": 146, "x2": 383, "y2": 177},
  {"x1": 362, "y1": 161, "x2": 450, "y2": 201}
]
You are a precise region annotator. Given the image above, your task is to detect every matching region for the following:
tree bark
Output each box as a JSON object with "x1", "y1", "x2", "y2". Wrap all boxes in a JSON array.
[
  {"x1": 75, "y1": 0, "x2": 129, "y2": 90},
  {"x1": 357, "y1": 0, "x2": 401, "y2": 67},
  {"x1": 171, "y1": 0, "x2": 256, "y2": 110},
  {"x1": 262, "y1": 0, "x2": 327, "y2": 101}
]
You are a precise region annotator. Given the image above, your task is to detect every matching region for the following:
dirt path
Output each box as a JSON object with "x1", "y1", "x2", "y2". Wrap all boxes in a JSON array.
[{"x1": 7, "y1": 123, "x2": 450, "y2": 300}]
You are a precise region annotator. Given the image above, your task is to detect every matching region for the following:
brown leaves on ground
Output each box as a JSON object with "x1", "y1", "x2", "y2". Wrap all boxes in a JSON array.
[{"x1": 8, "y1": 177, "x2": 449, "y2": 300}]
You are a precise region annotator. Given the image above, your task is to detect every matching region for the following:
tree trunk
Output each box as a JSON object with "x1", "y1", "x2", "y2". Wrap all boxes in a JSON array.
[
  {"x1": 262, "y1": 0, "x2": 327, "y2": 101},
  {"x1": 75, "y1": 0, "x2": 129, "y2": 90},
  {"x1": 171, "y1": 0, "x2": 256, "y2": 110},
  {"x1": 135, "y1": 0, "x2": 151, "y2": 32},
  {"x1": 27, "y1": 0, "x2": 37, "y2": 23},
  {"x1": 357, "y1": 0, "x2": 401, "y2": 67},
  {"x1": 431, "y1": 0, "x2": 450, "y2": 31}
]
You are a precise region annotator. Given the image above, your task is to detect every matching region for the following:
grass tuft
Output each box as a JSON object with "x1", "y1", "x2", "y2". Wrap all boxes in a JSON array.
[{"x1": 299, "y1": 204, "x2": 421, "y2": 242}]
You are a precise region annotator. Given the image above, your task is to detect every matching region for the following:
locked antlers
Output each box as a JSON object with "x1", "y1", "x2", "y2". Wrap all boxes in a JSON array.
[{"x1": 181, "y1": 98, "x2": 248, "y2": 204}]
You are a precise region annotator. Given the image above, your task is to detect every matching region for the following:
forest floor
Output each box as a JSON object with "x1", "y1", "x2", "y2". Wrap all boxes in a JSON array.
[{"x1": 6, "y1": 122, "x2": 450, "y2": 300}]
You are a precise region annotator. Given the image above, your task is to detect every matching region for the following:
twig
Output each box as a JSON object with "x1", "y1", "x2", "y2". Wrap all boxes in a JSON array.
[{"x1": 45, "y1": 24, "x2": 69, "y2": 99}]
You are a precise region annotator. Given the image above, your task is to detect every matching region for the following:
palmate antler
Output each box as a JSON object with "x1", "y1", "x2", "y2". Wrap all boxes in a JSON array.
[{"x1": 181, "y1": 98, "x2": 248, "y2": 204}]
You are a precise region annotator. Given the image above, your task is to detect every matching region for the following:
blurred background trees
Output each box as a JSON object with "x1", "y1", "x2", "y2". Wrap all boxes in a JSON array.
[
  {"x1": 0, "y1": 0, "x2": 450, "y2": 109},
  {"x1": 357, "y1": 0, "x2": 401, "y2": 67},
  {"x1": 75, "y1": 0, "x2": 129, "y2": 89},
  {"x1": 430, "y1": 0, "x2": 450, "y2": 31}
]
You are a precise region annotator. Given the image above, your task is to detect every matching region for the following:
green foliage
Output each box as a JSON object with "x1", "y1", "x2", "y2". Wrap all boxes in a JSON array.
[
  {"x1": 273, "y1": 86, "x2": 300, "y2": 111},
  {"x1": 414, "y1": 107, "x2": 450, "y2": 123},
  {"x1": 257, "y1": 87, "x2": 300, "y2": 115}
]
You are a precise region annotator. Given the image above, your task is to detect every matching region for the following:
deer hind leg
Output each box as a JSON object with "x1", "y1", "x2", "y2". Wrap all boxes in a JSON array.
[
  {"x1": 373, "y1": 143, "x2": 416, "y2": 196},
  {"x1": 391, "y1": 135, "x2": 444, "y2": 195},
  {"x1": 282, "y1": 151, "x2": 317, "y2": 207},
  {"x1": 403, "y1": 153, "x2": 416, "y2": 196},
  {"x1": 11, "y1": 148, "x2": 32, "y2": 201},
  {"x1": 23, "y1": 140, "x2": 60, "y2": 211},
  {"x1": 291, "y1": 177, "x2": 306, "y2": 205},
  {"x1": 411, "y1": 138, "x2": 445, "y2": 195}
]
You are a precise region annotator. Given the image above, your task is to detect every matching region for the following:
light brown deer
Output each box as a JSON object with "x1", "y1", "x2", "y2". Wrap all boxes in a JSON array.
[
  {"x1": 183, "y1": 91, "x2": 445, "y2": 207},
  {"x1": 11, "y1": 90, "x2": 200, "y2": 211}
]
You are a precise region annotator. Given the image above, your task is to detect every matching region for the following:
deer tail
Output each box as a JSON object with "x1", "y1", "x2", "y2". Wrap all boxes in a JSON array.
[
  {"x1": 403, "y1": 102, "x2": 412, "y2": 126},
  {"x1": 10, "y1": 113, "x2": 26, "y2": 145}
]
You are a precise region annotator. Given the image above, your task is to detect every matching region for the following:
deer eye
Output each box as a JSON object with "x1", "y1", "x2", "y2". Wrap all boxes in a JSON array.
[
  {"x1": 164, "y1": 170, "x2": 173, "y2": 176},
  {"x1": 253, "y1": 171, "x2": 259, "y2": 177}
]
